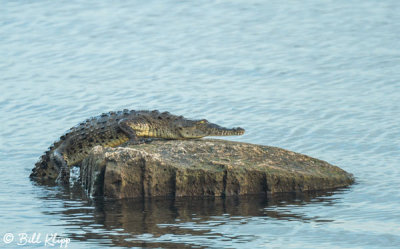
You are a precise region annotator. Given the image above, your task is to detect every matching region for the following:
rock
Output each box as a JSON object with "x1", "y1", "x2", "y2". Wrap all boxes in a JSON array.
[{"x1": 80, "y1": 139, "x2": 354, "y2": 199}]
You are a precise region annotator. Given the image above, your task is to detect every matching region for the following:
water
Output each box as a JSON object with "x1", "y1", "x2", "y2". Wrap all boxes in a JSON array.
[{"x1": 1, "y1": 0, "x2": 399, "y2": 248}]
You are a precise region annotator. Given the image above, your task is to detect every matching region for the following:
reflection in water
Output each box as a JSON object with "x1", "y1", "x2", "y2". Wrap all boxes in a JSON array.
[{"x1": 36, "y1": 187, "x2": 348, "y2": 248}]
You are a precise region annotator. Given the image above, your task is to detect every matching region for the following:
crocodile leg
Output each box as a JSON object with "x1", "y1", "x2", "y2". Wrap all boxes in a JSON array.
[{"x1": 118, "y1": 119, "x2": 145, "y2": 145}]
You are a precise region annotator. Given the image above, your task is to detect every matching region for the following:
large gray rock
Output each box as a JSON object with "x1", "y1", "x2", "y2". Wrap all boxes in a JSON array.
[{"x1": 80, "y1": 139, "x2": 354, "y2": 199}]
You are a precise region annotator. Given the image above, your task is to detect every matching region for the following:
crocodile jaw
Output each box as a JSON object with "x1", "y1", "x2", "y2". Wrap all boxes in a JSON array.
[
  {"x1": 178, "y1": 123, "x2": 245, "y2": 138},
  {"x1": 208, "y1": 127, "x2": 245, "y2": 136}
]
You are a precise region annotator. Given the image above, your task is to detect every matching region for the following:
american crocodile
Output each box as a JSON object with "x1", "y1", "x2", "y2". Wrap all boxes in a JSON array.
[{"x1": 30, "y1": 110, "x2": 245, "y2": 184}]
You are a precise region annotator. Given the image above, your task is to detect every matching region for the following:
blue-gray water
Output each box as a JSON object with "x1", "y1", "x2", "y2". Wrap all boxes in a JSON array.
[{"x1": 1, "y1": 0, "x2": 399, "y2": 248}]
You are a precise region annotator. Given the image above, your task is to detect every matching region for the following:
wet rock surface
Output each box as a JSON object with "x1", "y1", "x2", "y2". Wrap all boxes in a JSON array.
[{"x1": 81, "y1": 139, "x2": 354, "y2": 199}]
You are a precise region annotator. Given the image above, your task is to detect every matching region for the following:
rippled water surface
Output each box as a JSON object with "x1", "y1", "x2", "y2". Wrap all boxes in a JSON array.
[{"x1": 1, "y1": 0, "x2": 400, "y2": 248}]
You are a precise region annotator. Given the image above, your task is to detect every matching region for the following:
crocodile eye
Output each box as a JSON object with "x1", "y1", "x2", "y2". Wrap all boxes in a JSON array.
[{"x1": 199, "y1": 119, "x2": 208, "y2": 124}]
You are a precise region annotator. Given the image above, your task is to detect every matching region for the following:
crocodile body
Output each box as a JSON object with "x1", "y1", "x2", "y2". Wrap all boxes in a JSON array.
[{"x1": 30, "y1": 110, "x2": 245, "y2": 184}]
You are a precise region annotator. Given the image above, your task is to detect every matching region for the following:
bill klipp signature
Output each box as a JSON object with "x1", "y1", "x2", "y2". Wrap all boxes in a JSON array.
[{"x1": 3, "y1": 232, "x2": 70, "y2": 248}]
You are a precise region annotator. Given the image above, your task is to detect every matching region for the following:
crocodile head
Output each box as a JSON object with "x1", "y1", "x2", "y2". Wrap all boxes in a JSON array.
[
  {"x1": 122, "y1": 113, "x2": 245, "y2": 139},
  {"x1": 174, "y1": 119, "x2": 245, "y2": 139}
]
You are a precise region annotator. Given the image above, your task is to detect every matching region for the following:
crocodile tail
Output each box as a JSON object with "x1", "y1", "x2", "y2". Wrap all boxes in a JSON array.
[
  {"x1": 30, "y1": 138, "x2": 64, "y2": 180},
  {"x1": 31, "y1": 117, "x2": 86, "y2": 180}
]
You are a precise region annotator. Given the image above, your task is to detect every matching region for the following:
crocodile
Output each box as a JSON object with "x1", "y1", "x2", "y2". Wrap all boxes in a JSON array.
[{"x1": 30, "y1": 110, "x2": 245, "y2": 184}]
